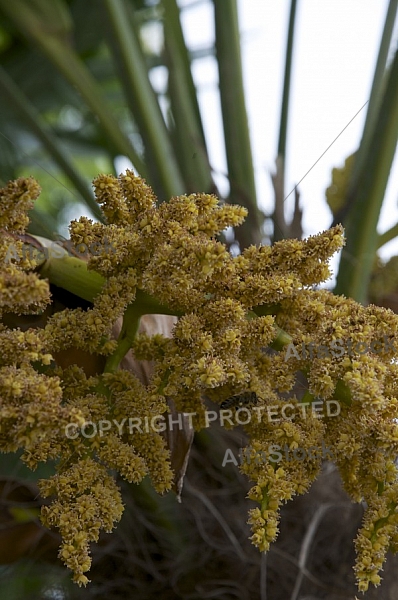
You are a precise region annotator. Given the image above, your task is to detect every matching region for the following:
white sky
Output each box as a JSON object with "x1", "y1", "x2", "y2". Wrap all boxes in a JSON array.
[{"x1": 179, "y1": 0, "x2": 398, "y2": 265}]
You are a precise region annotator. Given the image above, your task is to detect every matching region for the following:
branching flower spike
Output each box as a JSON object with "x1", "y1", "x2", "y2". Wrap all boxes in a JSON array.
[{"x1": 1, "y1": 173, "x2": 398, "y2": 592}]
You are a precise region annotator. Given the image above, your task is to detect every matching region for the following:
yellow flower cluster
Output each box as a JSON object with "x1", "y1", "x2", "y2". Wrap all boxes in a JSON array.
[
  {"x1": 0, "y1": 178, "x2": 84, "y2": 469},
  {"x1": 0, "y1": 177, "x2": 173, "y2": 584},
  {"x1": 0, "y1": 178, "x2": 50, "y2": 314},
  {"x1": 236, "y1": 290, "x2": 398, "y2": 591},
  {"x1": 2, "y1": 172, "x2": 398, "y2": 592},
  {"x1": 40, "y1": 458, "x2": 124, "y2": 586}
]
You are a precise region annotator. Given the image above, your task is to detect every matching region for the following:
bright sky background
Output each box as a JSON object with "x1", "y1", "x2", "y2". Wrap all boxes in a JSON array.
[{"x1": 178, "y1": 0, "x2": 398, "y2": 268}]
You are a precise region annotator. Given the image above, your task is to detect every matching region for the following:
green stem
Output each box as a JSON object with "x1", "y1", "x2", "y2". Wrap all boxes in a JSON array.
[
  {"x1": 37, "y1": 249, "x2": 295, "y2": 359},
  {"x1": 213, "y1": 0, "x2": 262, "y2": 247},
  {"x1": 358, "y1": 0, "x2": 398, "y2": 166},
  {"x1": 103, "y1": 0, "x2": 185, "y2": 197},
  {"x1": 299, "y1": 376, "x2": 352, "y2": 407},
  {"x1": 334, "y1": 48, "x2": 398, "y2": 302},
  {"x1": 273, "y1": 0, "x2": 298, "y2": 242},
  {"x1": 247, "y1": 311, "x2": 292, "y2": 349},
  {"x1": 277, "y1": 0, "x2": 298, "y2": 161},
  {"x1": 269, "y1": 326, "x2": 293, "y2": 350},
  {"x1": 38, "y1": 254, "x2": 182, "y2": 316},
  {"x1": 104, "y1": 304, "x2": 141, "y2": 372},
  {"x1": 332, "y1": 379, "x2": 352, "y2": 406},
  {"x1": 163, "y1": 0, "x2": 213, "y2": 193},
  {"x1": 39, "y1": 255, "x2": 105, "y2": 302},
  {"x1": 299, "y1": 368, "x2": 352, "y2": 407},
  {"x1": 163, "y1": 0, "x2": 206, "y2": 148},
  {"x1": 252, "y1": 303, "x2": 281, "y2": 317}
]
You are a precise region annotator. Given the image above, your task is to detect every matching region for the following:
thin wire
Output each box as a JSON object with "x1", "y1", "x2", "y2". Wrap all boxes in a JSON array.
[
  {"x1": 0, "y1": 130, "x2": 79, "y2": 200},
  {"x1": 283, "y1": 100, "x2": 369, "y2": 203},
  {"x1": 1, "y1": 97, "x2": 370, "y2": 229}
]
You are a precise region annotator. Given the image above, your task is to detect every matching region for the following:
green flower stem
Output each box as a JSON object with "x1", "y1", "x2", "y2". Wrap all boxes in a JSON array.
[
  {"x1": 38, "y1": 254, "x2": 180, "y2": 316},
  {"x1": 41, "y1": 255, "x2": 291, "y2": 331},
  {"x1": 39, "y1": 255, "x2": 105, "y2": 303},
  {"x1": 132, "y1": 290, "x2": 184, "y2": 317},
  {"x1": 38, "y1": 254, "x2": 293, "y2": 364},
  {"x1": 246, "y1": 310, "x2": 292, "y2": 349},
  {"x1": 299, "y1": 390, "x2": 315, "y2": 404},
  {"x1": 39, "y1": 254, "x2": 181, "y2": 373},
  {"x1": 104, "y1": 304, "x2": 141, "y2": 373},
  {"x1": 299, "y1": 370, "x2": 352, "y2": 407}
]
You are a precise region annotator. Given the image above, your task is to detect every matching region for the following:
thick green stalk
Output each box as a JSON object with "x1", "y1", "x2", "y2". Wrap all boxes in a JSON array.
[
  {"x1": 103, "y1": 0, "x2": 185, "y2": 197},
  {"x1": 163, "y1": 0, "x2": 213, "y2": 193},
  {"x1": 37, "y1": 254, "x2": 182, "y2": 316},
  {"x1": 0, "y1": 66, "x2": 103, "y2": 221},
  {"x1": 0, "y1": 0, "x2": 146, "y2": 176},
  {"x1": 39, "y1": 255, "x2": 105, "y2": 302},
  {"x1": 212, "y1": 0, "x2": 262, "y2": 247},
  {"x1": 334, "y1": 49, "x2": 398, "y2": 302},
  {"x1": 358, "y1": 0, "x2": 398, "y2": 167},
  {"x1": 163, "y1": 0, "x2": 206, "y2": 147},
  {"x1": 37, "y1": 253, "x2": 291, "y2": 353}
]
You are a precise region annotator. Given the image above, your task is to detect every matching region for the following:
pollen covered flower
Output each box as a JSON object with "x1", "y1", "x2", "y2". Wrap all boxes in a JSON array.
[
  {"x1": 3, "y1": 171, "x2": 398, "y2": 593},
  {"x1": 39, "y1": 458, "x2": 124, "y2": 586},
  {"x1": 0, "y1": 178, "x2": 51, "y2": 315}
]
